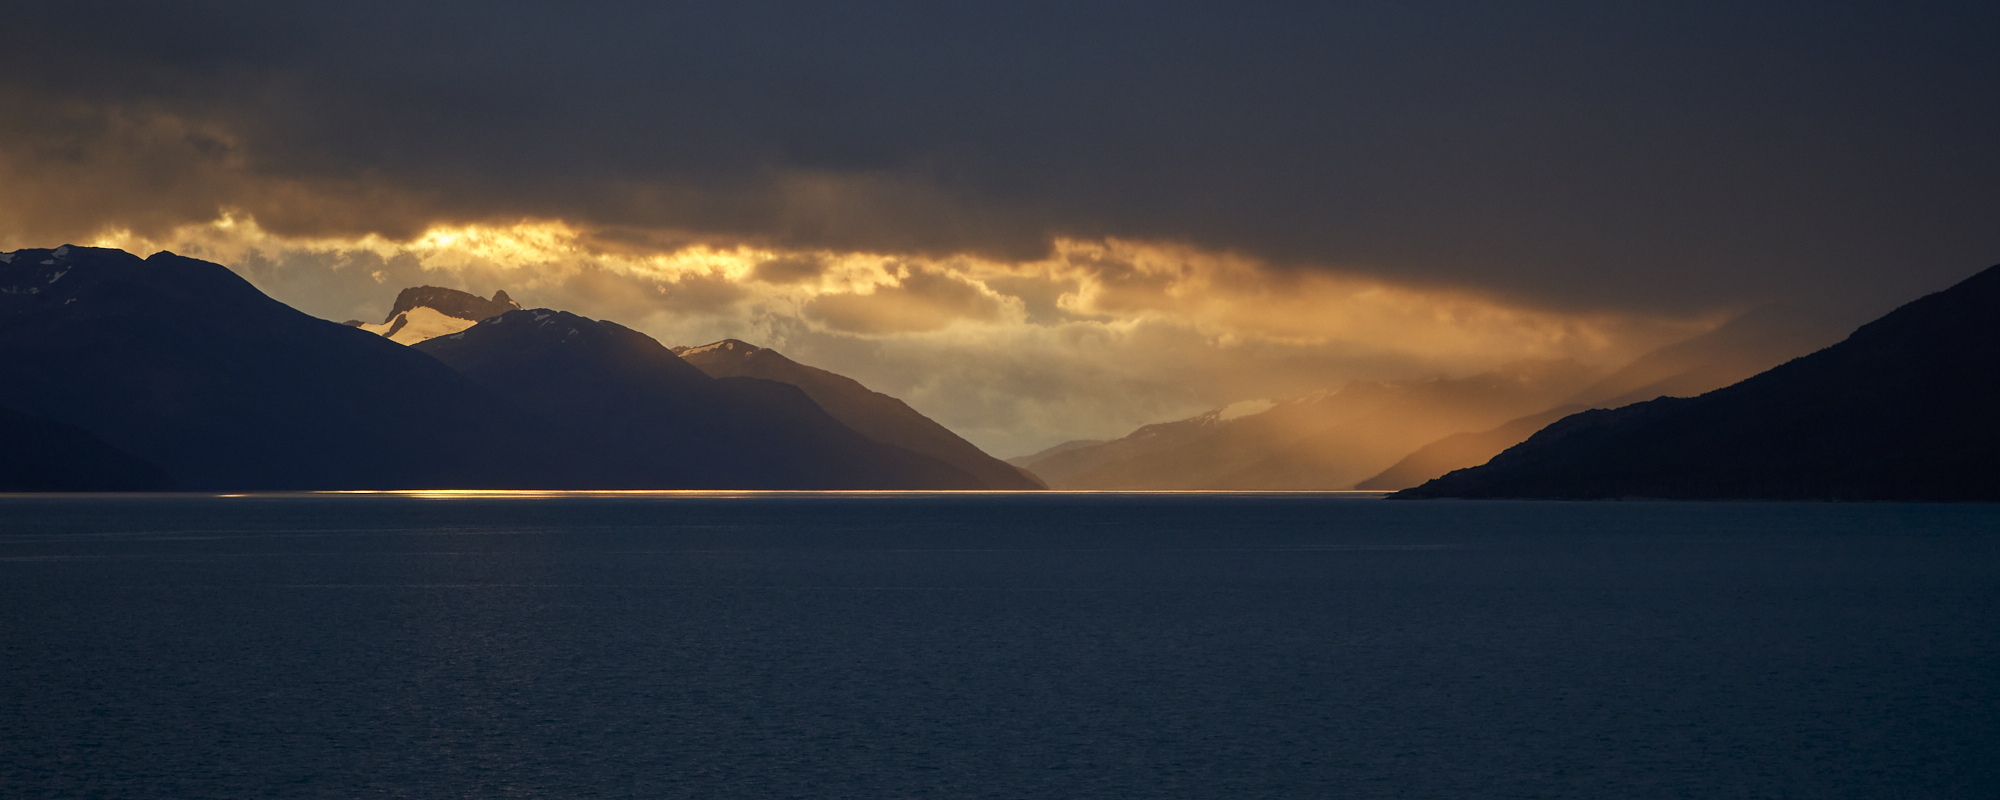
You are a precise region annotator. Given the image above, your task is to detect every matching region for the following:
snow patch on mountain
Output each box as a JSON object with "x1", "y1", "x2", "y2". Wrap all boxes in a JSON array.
[
  {"x1": 1217, "y1": 398, "x2": 1275, "y2": 421},
  {"x1": 360, "y1": 306, "x2": 479, "y2": 345},
  {"x1": 676, "y1": 339, "x2": 757, "y2": 357}
]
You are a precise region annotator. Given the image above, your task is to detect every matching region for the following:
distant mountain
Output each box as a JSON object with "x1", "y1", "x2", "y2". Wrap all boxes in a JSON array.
[
  {"x1": 1005, "y1": 439, "x2": 1105, "y2": 470},
  {"x1": 1355, "y1": 405, "x2": 1583, "y2": 491},
  {"x1": 1208, "y1": 360, "x2": 1601, "y2": 490},
  {"x1": 1012, "y1": 398, "x2": 1299, "y2": 487},
  {"x1": 0, "y1": 246, "x2": 539, "y2": 490},
  {"x1": 1397, "y1": 263, "x2": 2000, "y2": 501},
  {"x1": 1355, "y1": 304, "x2": 1862, "y2": 489},
  {"x1": 349, "y1": 286, "x2": 523, "y2": 344},
  {"x1": 1033, "y1": 360, "x2": 1599, "y2": 490},
  {"x1": 419, "y1": 313, "x2": 989, "y2": 490},
  {"x1": 672, "y1": 339, "x2": 1044, "y2": 489},
  {"x1": 0, "y1": 405, "x2": 175, "y2": 491}
]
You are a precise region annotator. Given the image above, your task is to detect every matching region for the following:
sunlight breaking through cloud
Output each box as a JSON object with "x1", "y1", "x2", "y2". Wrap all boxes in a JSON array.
[{"x1": 89, "y1": 215, "x2": 1718, "y2": 456}]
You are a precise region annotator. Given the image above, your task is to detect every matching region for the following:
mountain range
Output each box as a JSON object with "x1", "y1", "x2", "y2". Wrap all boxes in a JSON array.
[
  {"x1": 1353, "y1": 303, "x2": 1860, "y2": 489},
  {"x1": 6, "y1": 245, "x2": 1990, "y2": 498},
  {"x1": 343, "y1": 285, "x2": 1038, "y2": 489},
  {"x1": 1013, "y1": 360, "x2": 1603, "y2": 490},
  {"x1": 415, "y1": 310, "x2": 983, "y2": 489},
  {"x1": 1395, "y1": 263, "x2": 2000, "y2": 501},
  {"x1": 0, "y1": 246, "x2": 539, "y2": 490},
  {"x1": 0, "y1": 247, "x2": 1012, "y2": 491},
  {"x1": 1013, "y1": 300, "x2": 1864, "y2": 492}
]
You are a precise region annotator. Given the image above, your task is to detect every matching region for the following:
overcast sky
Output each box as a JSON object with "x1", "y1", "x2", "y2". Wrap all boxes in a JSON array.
[{"x1": 5, "y1": 1, "x2": 1997, "y2": 455}]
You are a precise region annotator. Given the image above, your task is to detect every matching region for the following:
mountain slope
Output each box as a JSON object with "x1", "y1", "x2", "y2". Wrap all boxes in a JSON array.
[
  {"x1": 1210, "y1": 360, "x2": 1602, "y2": 490},
  {"x1": 1355, "y1": 304, "x2": 1864, "y2": 489},
  {"x1": 0, "y1": 246, "x2": 539, "y2": 490},
  {"x1": 673, "y1": 339, "x2": 1044, "y2": 489},
  {"x1": 419, "y1": 313, "x2": 987, "y2": 489},
  {"x1": 1355, "y1": 405, "x2": 1584, "y2": 490},
  {"x1": 1044, "y1": 360, "x2": 1598, "y2": 490},
  {"x1": 0, "y1": 405, "x2": 176, "y2": 491},
  {"x1": 1022, "y1": 396, "x2": 1344, "y2": 488},
  {"x1": 1567, "y1": 304, "x2": 1860, "y2": 409},
  {"x1": 1006, "y1": 439, "x2": 1105, "y2": 471},
  {"x1": 1397, "y1": 263, "x2": 2000, "y2": 501}
]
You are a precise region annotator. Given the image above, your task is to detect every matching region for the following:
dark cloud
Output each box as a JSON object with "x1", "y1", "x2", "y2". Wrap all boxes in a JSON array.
[
  {"x1": 4, "y1": 0, "x2": 1998, "y2": 314},
  {"x1": 750, "y1": 255, "x2": 826, "y2": 284}
]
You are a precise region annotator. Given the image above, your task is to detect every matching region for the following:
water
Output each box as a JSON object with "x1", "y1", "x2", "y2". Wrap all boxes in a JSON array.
[{"x1": 2, "y1": 493, "x2": 1997, "y2": 798}]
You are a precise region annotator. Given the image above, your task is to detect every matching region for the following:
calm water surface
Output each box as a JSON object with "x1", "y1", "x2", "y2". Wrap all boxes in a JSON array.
[{"x1": 2, "y1": 493, "x2": 1997, "y2": 798}]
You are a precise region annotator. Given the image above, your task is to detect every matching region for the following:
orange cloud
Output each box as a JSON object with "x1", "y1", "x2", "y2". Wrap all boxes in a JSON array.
[
  {"x1": 76, "y1": 213, "x2": 1724, "y2": 456},
  {"x1": 803, "y1": 266, "x2": 1013, "y2": 334}
]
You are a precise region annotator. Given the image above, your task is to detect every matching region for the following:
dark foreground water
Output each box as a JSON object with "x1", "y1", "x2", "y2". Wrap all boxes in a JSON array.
[{"x1": 2, "y1": 493, "x2": 1997, "y2": 799}]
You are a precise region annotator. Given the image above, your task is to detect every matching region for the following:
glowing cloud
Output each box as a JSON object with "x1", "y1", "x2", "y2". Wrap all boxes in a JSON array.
[{"x1": 86, "y1": 214, "x2": 1717, "y2": 456}]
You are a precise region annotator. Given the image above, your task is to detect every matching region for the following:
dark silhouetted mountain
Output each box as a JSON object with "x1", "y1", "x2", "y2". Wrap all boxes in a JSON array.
[
  {"x1": 419, "y1": 312, "x2": 987, "y2": 489},
  {"x1": 0, "y1": 405, "x2": 175, "y2": 491},
  {"x1": 1031, "y1": 359, "x2": 1599, "y2": 490},
  {"x1": 1356, "y1": 304, "x2": 1867, "y2": 489},
  {"x1": 354, "y1": 285, "x2": 524, "y2": 344},
  {"x1": 0, "y1": 246, "x2": 540, "y2": 490},
  {"x1": 1397, "y1": 263, "x2": 2000, "y2": 501},
  {"x1": 1567, "y1": 304, "x2": 1862, "y2": 409},
  {"x1": 672, "y1": 339, "x2": 1043, "y2": 489}
]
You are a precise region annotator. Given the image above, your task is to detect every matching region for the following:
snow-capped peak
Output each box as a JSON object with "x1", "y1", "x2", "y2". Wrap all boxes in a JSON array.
[
  {"x1": 0, "y1": 251, "x2": 15, "y2": 264},
  {"x1": 358, "y1": 306, "x2": 479, "y2": 345},
  {"x1": 677, "y1": 339, "x2": 759, "y2": 357}
]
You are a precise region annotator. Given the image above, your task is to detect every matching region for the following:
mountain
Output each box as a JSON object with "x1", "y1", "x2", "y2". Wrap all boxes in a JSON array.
[
  {"x1": 1396, "y1": 263, "x2": 2000, "y2": 501},
  {"x1": 1354, "y1": 304, "x2": 1862, "y2": 489},
  {"x1": 1010, "y1": 398, "x2": 1294, "y2": 487},
  {"x1": 1031, "y1": 360, "x2": 1599, "y2": 490},
  {"x1": 1207, "y1": 360, "x2": 1601, "y2": 490},
  {"x1": 350, "y1": 286, "x2": 523, "y2": 344},
  {"x1": 671, "y1": 339, "x2": 1044, "y2": 489},
  {"x1": 0, "y1": 246, "x2": 539, "y2": 490},
  {"x1": 1005, "y1": 439, "x2": 1105, "y2": 471},
  {"x1": 418, "y1": 312, "x2": 989, "y2": 490},
  {"x1": 1355, "y1": 405, "x2": 1583, "y2": 491},
  {"x1": 1567, "y1": 303, "x2": 1862, "y2": 409},
  {"x1": 0, "y1": 405, "x2": 176, "y2": 491}
]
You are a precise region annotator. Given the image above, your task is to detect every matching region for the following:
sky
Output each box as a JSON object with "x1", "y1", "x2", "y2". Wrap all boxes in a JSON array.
[{"x1": 4, "y1": 1, "x2": 1997, "y2": 456}]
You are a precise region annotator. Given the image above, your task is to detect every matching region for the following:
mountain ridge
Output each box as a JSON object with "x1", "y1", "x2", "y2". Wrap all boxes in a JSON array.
[
  {"x1": 0, "y1": 245, "x2": 541, "y2": 489},
  {"x1": 420, "y1": 312, "x2": 989, "y2": 489},
  {"x1": 671, "y1": 339, "x2": 1044, "y2": 489},
  {"x1": 1353, "y1": 303, "x2": 1863, "y2": 489},
  {"x1": 1395, "y1": 263, "x2": 2000, "y2": 501},
  {"x1": 1019, "y1": 359, "x2": 1600, "y2": 490}
]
